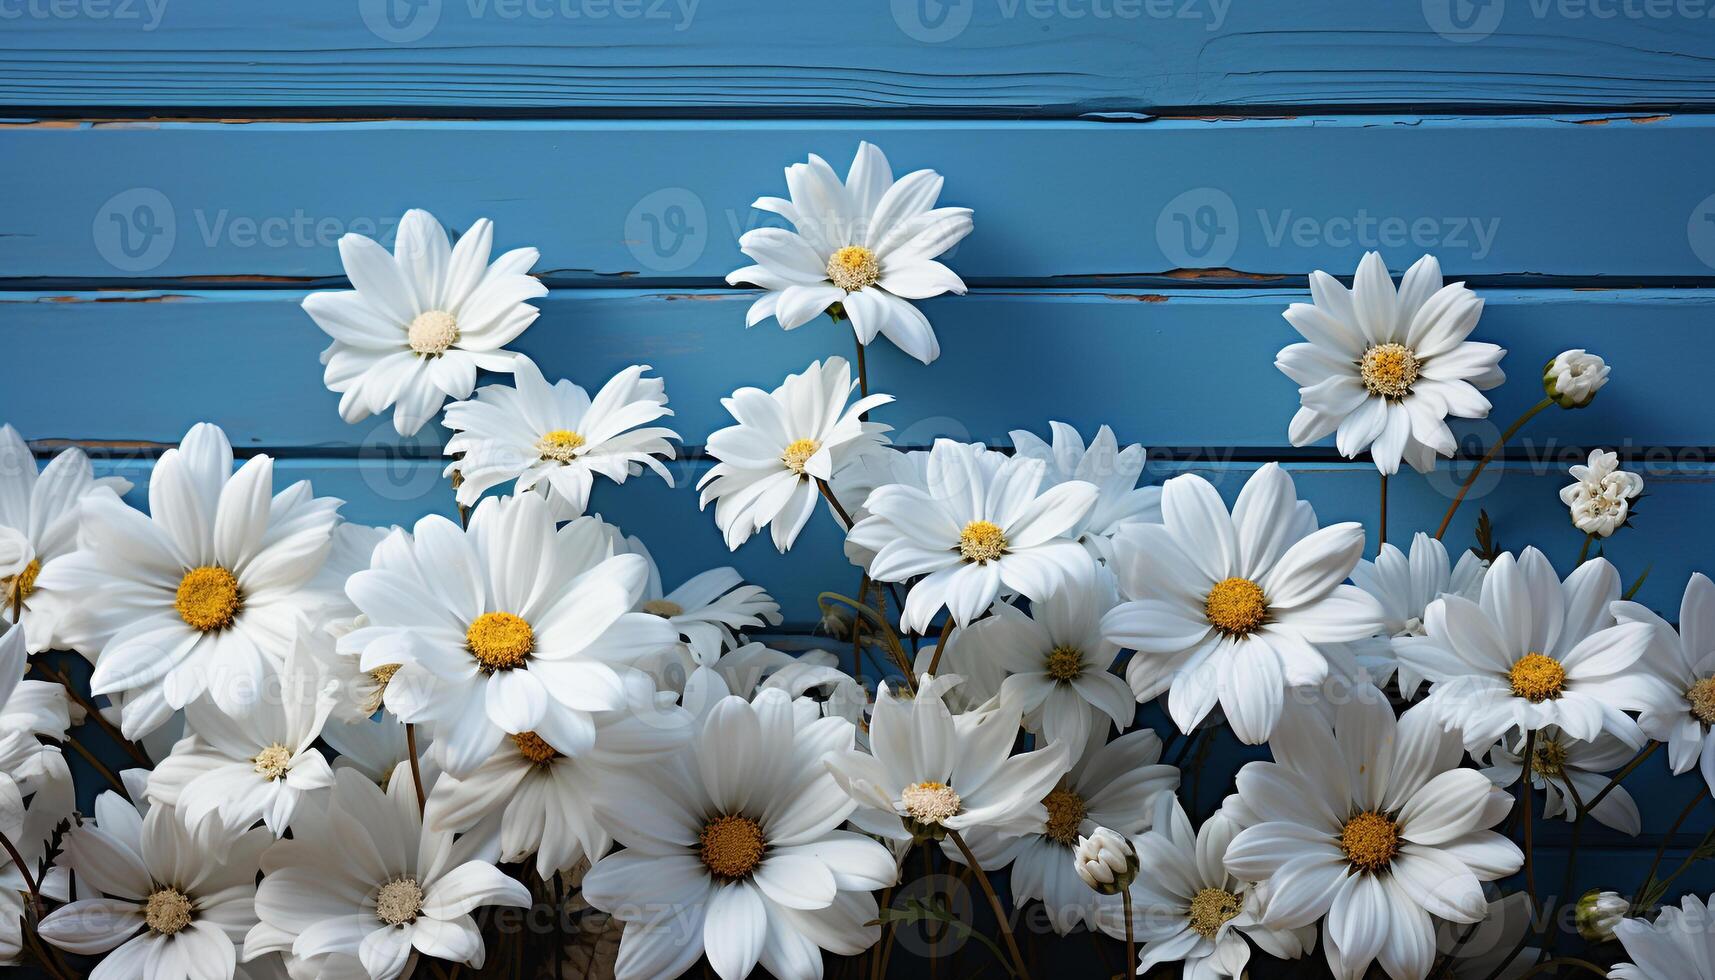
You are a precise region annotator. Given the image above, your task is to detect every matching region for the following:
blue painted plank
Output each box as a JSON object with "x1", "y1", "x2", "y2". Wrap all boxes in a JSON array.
[
  {"x1": 3, "y1": 1, "x2": 1715, "y2": 110},
  {"x1": 3, "y1": 116, "x2": 1713, "y2": 284},
  {"x1": 6, "y1": 288, "x2": 1714, "y2": 452}
]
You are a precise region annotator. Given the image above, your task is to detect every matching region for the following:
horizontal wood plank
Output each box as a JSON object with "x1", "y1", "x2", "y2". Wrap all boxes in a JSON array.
[{"x1": 3, "y1": 116, "x2": 1714, "y2": 284}]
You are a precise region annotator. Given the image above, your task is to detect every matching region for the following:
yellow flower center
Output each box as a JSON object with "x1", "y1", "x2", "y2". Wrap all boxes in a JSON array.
[
  {"x1": 780, "y1": 438, "x2": 821, "y2": 477},
  {"x1": 699, "y1": 814, "x2": 766, "y2": 880},
  {"x1": 1340, "y1": 811, "x2": 1400, "y2": 873},
  {"x1": 900, "y1": 780, "x2": 963, "y2": 826},
  {"x1": 375, "y1": 876, "x2": 425, "y2": 926},
  {"x1": 1042, "y1": 789, "x2": 1087, "y2": 846},
  {"x1": 641, "y1": 598, "x2": 684, "y2": 618},
  {"x1": 362, "y1": 664, "x2": 401, "y2": 715},
  {"x1": 1044, "y1": 645, "x2": 1084, "y2": 682},
  {"x1": 1531, "y1": 738, "x2": 1568, "y2": 779},
  {"x1": 466, "y1": 611, "x2": 534, "y2": 672},
  {"x1": 512, "y1": 731, "x2": 559, "y2": 767},
  {"x1": 406, "y1": 310, "x2": 459, "y2": 356},
  {"x1": 174, "y1": 566, "x2": 242, "y2": 632},
  {"x1": 252, "y1": 744, "x2": 292, "y2": 781},
  {"x1": 1359, "y1": 343, "x2": 1420, "y2": 399},
  {"x1": 1205, "y1": 577, "x2": 1268, "y2": 636},
  {"x1": 1188, "y1": 887, "x2": 1243, "y2": 939},
  {"x1": 144, "y1": 887, "x2": 194, "y2": 936},
  {"x1": 1509, "y1": 653, "x2": 1567, "y2": 703},
  {"x1": 1686, "y1": 677, "x2": 1715, "y2": 726},
  {"x1": 3, "y1": 558, "x2": 41, "y2": 606},
  {"x1": 826, "y1": 245, "x2": 880, "y2": 293},
  {"x1": 535, "y1": 429, "x2": 587, "y2": 462},
  {"x1": 958, "y1": 521, "x2": 1007, "y2": 564}
]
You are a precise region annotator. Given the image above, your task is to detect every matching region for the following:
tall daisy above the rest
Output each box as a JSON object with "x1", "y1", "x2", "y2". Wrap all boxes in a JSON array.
[
  {"x1": 698, "y1": 357, "x2": 893, "y2": 553},
  {"x1": 1276, "y1": 252, "x2": 1505, "y2": 474},
  {"x1": 848, "y1": 438, "x2": 1098, "y2": 633},
  {"x1": 1009, "y1": 422, "x2": 1162, "y2": 563},
  {"x1": 38, "y1": 423, "x2": 343, "y2": 739},
  {"x1": 304, "y1": 208, "x2": 547, "y2": 436},
  {"x1": 1101, "y1": 463, "x2": 1383, "y2": 744},
  {"x1": 726, "y1": 141, "x2": 973, "y2": 365},
  {"x1": 443, "y1": 358, "x2": 679, "y2": 520}
]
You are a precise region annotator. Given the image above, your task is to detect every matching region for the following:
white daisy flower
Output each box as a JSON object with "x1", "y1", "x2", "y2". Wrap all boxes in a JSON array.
[
  {"x1": 341, "y1": 494, "x2": 675, "y2": 776},
  {"x1": 1559, "y1": 448, "x2": 1643, "y2": 539},
  {"x1": 0, "y1": 424, "x2": 133, "y2": 653},
  {"x1": 698, "y1": 356, "x2": 893, "y2": 552},
  {"x1": 1224, "y1": 700, "x2": 1523, "y2": 980},
  {"x1": 848, "y1": 438, "x2": 1099, "y2": 633},
  {"x1": 727, "y1": 141, "x2": 973, "y2": 365},
  {"x1": 0, "y1": 623, "x2": 72, "y2": 790},
  {"x1": 38, "y1": 793, "x2": 268, "y2": 979},
  {"x1": 958, "y1": 728, "x2": 1179, "y2": 935},
  {"x1": 1396, "y1": 548, "x2": 1666, "y2": 752},
  {"x1": 699, "y1": 642, "x2": 868, "y2": 725},
  {"x1": 246, "y1": 767, "x2": 531, "y2": 980},
  {"x1": 1543, "y1": 348, "x2": 1609, "y2": 409},
  {"x1": 1095, "y1": 794, "x2": 1312, "y2": 977},
  {"x1": 582, "y1": 688, "x2": 897, "y2": 980},
  {"x1": 0, "y1": 751, "x2": 71, "y2": 966},
  {"x1": 1614, "y1": 572, "x2": 1715, "y2": 795},
  {"x1": 614, "y1": 533, "x2": 782, "y2": 667},
  {"x1": 304, "y1": 208, "x2": 547, "y2": 436},
  {"x1": 959, "y1": 560, "x2": 1133, "y2": 748},
  {"x1": 1612, "y1": 892, "x2": 1715, "y2": 980},
  {"x1": 1349, "y1": 530, "x2": 1488, "y2": 697},
  {"x1": 1433, "y1": 891, "x2": 1540, "y2": 979},
  {"x1": 1009, "y1": 422, "x2": 1162, "y2": 562},
  {"x1": 145, "y1": 628, "x2": 338, "y2": 838},
  {"x1": 38, "y1": 423, "x2": 343, "y2": 739},
  {"x1": 825, "y1": 674, "x2": 1072, "y2": 841},
  {"x1": 1276, "y1": 252, "x2": 1505, "y2": 474},
  {"x1": 1479, "y1": 725, "x2": 1641, "y2": 836},
  {"x1": 1101, "y1": 463, "x2": 1383, "y2": 744},
  {"x1": 442, "y1": 357, "x2": 680, "y2": 520}
]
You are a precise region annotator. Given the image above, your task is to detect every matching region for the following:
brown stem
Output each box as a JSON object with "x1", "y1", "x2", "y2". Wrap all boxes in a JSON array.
[
  {"x1": 62, "y1": 736, "x2": 131, "y2": 799},
  {"x1": 0, "y1": 829, "x2": 41, "y2": 920},
  {"x1": 947, "y1": 830, "x2": 1030, "y2": 980},
  {"x1": 1633, "y1": 782, "x2": 1710, "y2": 908},
  {"x1": 854, "y1": 333, "x2": 870, "y2": 399},
  {"x1": 33, "y1": 663, "x2": 152, "y2": 768},
  {"x1": 1576, "y1": 532, "x2": 1594, "y2": 565},
  {"x1": 1434, "y1": 397, "x2": 1552, "y2": 540},
  {"x1": 924, "y1": 617, "x2": 956, "y2": 677},
  {"x1": 1378, "y1": 471, "x2": 1389, "y2": 548},
  {"x1": 405, "y1": 723, "x2": 427, "y2": 813},
  {"x1": 816, "y1": 478, "x2": 855, "y2": 530},
  {"x1": 1585, "y1": 741, "x2": 1659, "y2": 813},
  {"x1": 1519, "y1": 730, "x2": 1538, "y2": 929},
  {"x1": 1121, "y1": 888, "x2": 1135, "y2": 978}
]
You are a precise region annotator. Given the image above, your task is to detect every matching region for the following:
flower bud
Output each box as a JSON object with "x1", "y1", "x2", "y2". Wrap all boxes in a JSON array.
[
  {"x1": 1576, "y1": 889, "x2": 1628, "y2": 942},
  {"x1": 1072, "y1": 827, "x2": 1137, "y2": 895},
  {"x1": 1544, "y1": 349, "x2": 1609, "y2": 409}
]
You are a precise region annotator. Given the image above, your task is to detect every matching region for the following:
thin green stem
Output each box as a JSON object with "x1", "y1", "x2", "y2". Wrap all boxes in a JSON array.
[
  {"x1": 1585, "y1": 742, "x2": 1659, "y2": 814},
  {"x1": 1378, "y1": 471, "x2": 1389, "y2": 548},
  {"x1": 1435, "y1": 397, "x2": 1553, "y2": 540},
  {"x1": 1576, "y1": 533, "x2": 1594, "y2": 565},
  {"x1": 1633, "y1": 783, "x2": 1712, "y2": 909}
]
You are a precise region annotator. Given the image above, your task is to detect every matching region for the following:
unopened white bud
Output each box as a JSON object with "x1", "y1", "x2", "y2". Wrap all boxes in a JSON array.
[
  {"x1": 1073, "y1": 827, "x2": 1136, "y2": 895},
  {"x1": 1544, "y1": 349, "x2": 1609, "y2": 409},
  {"x1": 1576, "y1": 889, "x2": 1628, "y2": 942}
]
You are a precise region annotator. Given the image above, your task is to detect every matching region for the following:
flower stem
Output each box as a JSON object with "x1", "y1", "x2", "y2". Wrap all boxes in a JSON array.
[
  {"x1": 1519, "y1": 730, "x2": 1539, "y2": 929},
  {"x1": 925, "y1": 616, "x2": 956, "y2": 676},
  {"x1": 405, "y1": 723, "x2": 427, "y2": 814},
  {"x1": 854, "y1": 332, "x2": 870, "y2": 399},
  {"x1": 61, "y1": 736, "x2": 130, "y2": 799},
  {"x1": 1585, "y1": 741, "x2": 1658, "y2": 814},
  {"x1": 1121, "y1": 888, "x2": 1135, "y2": 977},
  {"x1": 1378, "y1": 472, "x2": 1389, "y2": 548},
  {"x1": 816, "y1": 478, "x2": 854, "y2": 530},
  {"x1": 0, "y1": 829, "x2": 41, "y2": 920},
  {"x1": 1576, "y1": 533, "x2": 1594, "y2": 565},
  {"x1": 947, "y1": 830, "x2": 1030, "y2": 980},
  {"x1": 32, "y1": 662, "x2": 152, "y2": 768},
  {"x1": 1633, "y1": 782, "x2": 1710, "y2": 908},
  {"x1": 1434, "y1": 397, "x2": 1553, "y2": 540}
]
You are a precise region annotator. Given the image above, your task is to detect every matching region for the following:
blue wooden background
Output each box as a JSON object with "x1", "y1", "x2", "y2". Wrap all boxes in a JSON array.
[{"x1": 5, "y1": 0, "x2": 1715, "y2": 972}]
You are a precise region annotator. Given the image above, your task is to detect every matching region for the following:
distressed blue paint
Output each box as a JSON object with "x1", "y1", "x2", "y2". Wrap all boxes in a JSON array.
[{"x1": 3, "y1": 116, "x2": 1714, "y2": 284}]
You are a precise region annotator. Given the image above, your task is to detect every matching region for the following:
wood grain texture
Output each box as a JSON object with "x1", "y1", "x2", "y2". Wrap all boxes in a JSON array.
[
  {"x1": 4, "y1": 115, "x2": 1713, "y2": 285},
  {"x1": 3, "y1": 0, "x2": 1715, "y2": 111}
]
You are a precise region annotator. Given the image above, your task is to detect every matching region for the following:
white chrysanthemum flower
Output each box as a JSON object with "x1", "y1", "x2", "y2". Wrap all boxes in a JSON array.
[
  {"x1": 1009, "y1": 422, "x2": 1162, "y2": 562},
  {"x1": 341, "y1": 494, "x2": 675, "y2": 776},
  {"x1": 38, "y1": 793, "x2": 268, "y2": 978},
  {"x1": 1611, "y1": 893, "x2": 1715, "y2": 980},
  {"x1": 1396, "y1": 548, "x2": 1666, "y2": 752},
  {"x1": 583, "y1": 689, "x2": 896, "y2": 980},
  {"x1": 0, "y1": 424, "x2": 133, "y2": 653},
  {"x1": 1479, "y1": 725, "x2": 1640, "y2": 835},
  {"x1": 699, "y1": 356, "x2": 893, "y2": 552},
  {"x1": 304, "y1": 208, "x2": 546, "y2": 436},
  {"x1": 1276, "y1": 252, "x2": 1505, "y2": 474},
  {"x1": 727, "y1": 141, "x2": 973, "y2": 365},
  {"x1": 1543, "y1": 348, "x2": 1609, "y2": 409},
  {"x1": 613, "y1": 533, "x2": 781, "y2": 668},
  {"x1": 442, "y1": 357, "x2": 679, "y2": 520},
  {"x1": 959, "y1": 728, "x2": 1178, "y2": 934},
  {"x1": 246, "y1": 767, "x2": 531, "y2": 980},
  {"x1": 0, "y1": 751, "x2": 70, "y2": 966},
  {"x1": 826, "y1": 674, "x2": 1071, "y2": 840},
  {"x1": 1102, "y1": 463, "x2": 1383, "y2": 744},
  {"x1": 1224, "y1": 700, "x2": 1523, "y2": 980},
  {"x1": 1614, "y1": 572, "x2": 1715, "y2": 795},
  {"x1": 1559, "y1": 449, "x2": 1642, "y2": 539},
  {"x1": 146, "y1": 629, "x2": 337, "y2": 838},
  {"x1": 848, "y1": 439, "x2": 1098, "y2": 633},
  {"x1": 1096, "y1": 794, "x2": 1312, "y2": 977},
  {"x1": 959, "y1": 560, "x2": 1132, "y2": 748},
  {"x1": 1348, "y1": 530, "x2": 1488, "y2": 697},
  {"x1": 38, "y1": 423, "x2": 343, "y2": 739}
]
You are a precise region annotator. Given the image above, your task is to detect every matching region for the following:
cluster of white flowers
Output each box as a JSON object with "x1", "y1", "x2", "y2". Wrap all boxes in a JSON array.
[{"x1": 1, "y1": 145, "x2": 1710, "y2": 980}]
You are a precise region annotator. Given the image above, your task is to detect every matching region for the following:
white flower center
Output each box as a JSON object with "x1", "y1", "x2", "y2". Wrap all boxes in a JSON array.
[
  {"x1": 826, "y1": 245, "x2": 880, "y2": 293},
  {"x1": 375, "y1": 877, "x2": 425, "y2": 926},
  {"x1": 144, "y1": 887, "x2": 194, "y2": 936},
  {"x1": 781, "y1": 438, "x2": 821, "y2": 476},
  {"x1": 1359, "y1": 343, "x2": 1420, "y2": 399},
  {"x1": 252, "y1": 744, "x2": 292, "y2": 781},
  {"x1": 406, "y1": 310, "x2": 459, "y2": 356},
  {"x1": 900, "y1": 780, "x2": 963, "y2": 826}
]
